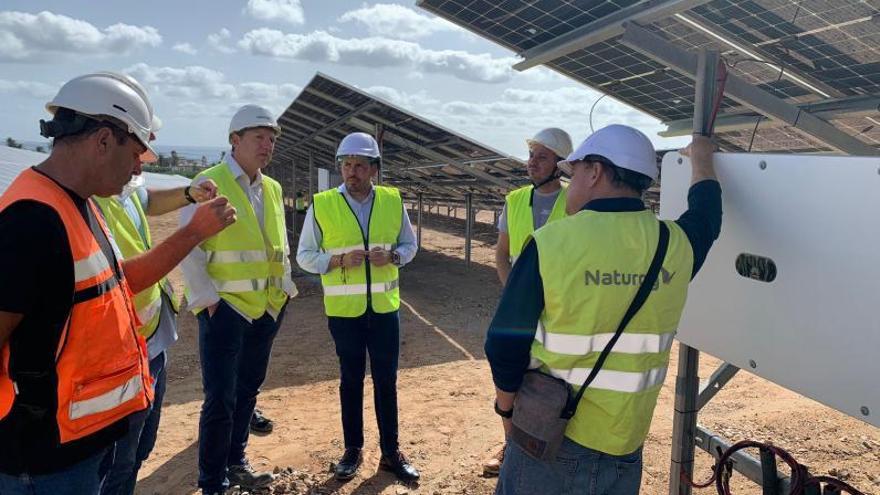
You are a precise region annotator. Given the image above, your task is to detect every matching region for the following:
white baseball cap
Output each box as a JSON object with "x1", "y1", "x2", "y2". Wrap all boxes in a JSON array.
[{"x1": 558, "y1": 124, "x2": 658, "y2": 181}]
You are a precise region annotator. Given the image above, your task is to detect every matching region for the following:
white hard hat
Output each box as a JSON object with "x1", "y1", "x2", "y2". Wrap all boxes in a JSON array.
[
  {"x1": 45, "y1": 72, "x2": 158, "y2": 163},
  {"x1": 336, "y1": 132, "x2": 380, "y2": 159},
  {"x1": 558, "y1": 124, "x2": 658, "y2": 181},
  {"x1": 95, "y1": 71, "x2": 162, "y2": 133},
  {"x1": 526, "y1": 127, "x2": 573, "y2": 159},
  {"x1": 228, "y1": 104, "x2": 281, "y2": 139}
]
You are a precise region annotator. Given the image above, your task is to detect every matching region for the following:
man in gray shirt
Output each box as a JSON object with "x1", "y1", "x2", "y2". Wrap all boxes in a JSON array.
[
  {"x1": 494, "y1": 128, "x2": 573, "y2": 285},
  {"x1": 486, "y1": 128, "x2": 573, "y2": 477}
]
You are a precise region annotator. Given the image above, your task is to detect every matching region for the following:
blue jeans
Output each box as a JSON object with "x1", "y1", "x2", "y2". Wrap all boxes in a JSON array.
[
  {"x1": 197, "y1": 301, "x2": 284, "y2": 494},
  {"x1": 0, "y1": 447, "x2": 115, "y2": 495},
  {"x1": 496, "y1": 438, "x2": 643, "y2": 495},
  {"x1": 101, "y1": 351, "x2": 168, "y2": 495},
  {"x1": 328, "y1": 309, "x2": 400, "y2": 456}
]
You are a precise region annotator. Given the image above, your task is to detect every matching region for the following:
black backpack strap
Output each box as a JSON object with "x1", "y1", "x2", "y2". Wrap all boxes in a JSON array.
[{"x1": 562, "y1": 221, "x2": 671, "y2": 418}]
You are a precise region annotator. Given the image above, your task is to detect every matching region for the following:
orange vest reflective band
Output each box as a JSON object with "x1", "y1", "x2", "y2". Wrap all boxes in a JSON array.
[{"x1": 0, "y1": 169, "x2": 152, "y2": 443}]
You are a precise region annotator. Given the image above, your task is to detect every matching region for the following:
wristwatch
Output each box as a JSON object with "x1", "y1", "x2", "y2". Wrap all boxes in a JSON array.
[
  {"x1": 183, "y1": 186, "x2": 196, "y2": 204},
  {"x1": 391, "y1": 250, "x2": 401, "y2": 265},
  {"x1": 494, "y1": 400, "x2": 513, "y2": 418}
]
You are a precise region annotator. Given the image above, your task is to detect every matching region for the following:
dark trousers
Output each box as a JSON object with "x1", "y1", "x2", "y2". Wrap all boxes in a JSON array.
[
  {"x1": 328, "y1": 309, "x2": 400, "y2": 456},
  {"x1": 100, "y1": 351, "x2": 167, "y2": 495},
  {"x1": 197, "y1": 301, "x2": 284, "y2": 493}
]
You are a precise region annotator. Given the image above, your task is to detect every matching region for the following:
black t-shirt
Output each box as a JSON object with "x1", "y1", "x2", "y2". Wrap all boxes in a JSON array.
[{"x1": 0, "y1": 168, "x2": 127, "y2": 475}]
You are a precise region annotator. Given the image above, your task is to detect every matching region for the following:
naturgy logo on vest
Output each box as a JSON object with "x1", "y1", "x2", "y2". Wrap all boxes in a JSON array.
[{"x1": 585, "y1": 268, "x2": 676, "y2": 290}]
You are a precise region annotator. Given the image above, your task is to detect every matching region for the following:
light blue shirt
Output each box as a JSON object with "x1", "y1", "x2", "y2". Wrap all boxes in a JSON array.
[
  {"x1": 113, "y1": 187, "x2": 178, "y2": 361},
  {"x1": 296, "y1": 184, "x2": 418, "y2": 274}
]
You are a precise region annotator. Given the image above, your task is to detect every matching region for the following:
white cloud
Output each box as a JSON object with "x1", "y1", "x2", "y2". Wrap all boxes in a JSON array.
[
  {"x1": 207, "y1": 28, "x2": 236, "y2": 54},
  {"x1": 238, "y1": 29, "x2": 518, "y2": 84},
  {"x1": 244, "y1": 0, "x2": 304, "y2": 25},
  {"x1": 338, "y1": 3, "x2": 464, "y2": 40},
  {"x1": 172, "y1": 42, "x2": 197, "y2": 55},
  {"x1": 122, "y1": 63, "x2": 301, "y2": 117},
  {"x1": 0, "y1": 10, "x2": 160, "y2": 61},
  {"x1": 0, "y1": 79, "x2": 57, "y2": 99},
  {"x1": 358, "y1": 84, "x2": 673, "y2": 157}
]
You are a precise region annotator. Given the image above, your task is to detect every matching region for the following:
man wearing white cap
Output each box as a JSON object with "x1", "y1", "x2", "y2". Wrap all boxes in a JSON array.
[
  {"x1": 494, "y1": 128, "x2": 573, "y2": 286},
  {"x1": 485, "y1": 126, "x2": 722, "y2": 494},
  {"x1": 0, "y1": 72, "x2": 234, "y2": 495},
  {"x1": 297, "y1": 132, "x2": 420, "y2": 483},
  {"x1": 180, "y1": 104, "x2": 297, "y2": 495}
]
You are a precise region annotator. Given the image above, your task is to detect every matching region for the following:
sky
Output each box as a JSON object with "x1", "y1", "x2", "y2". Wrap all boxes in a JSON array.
[{"x1": 0, "y1": 0, "x2": 690, "y2": 159}]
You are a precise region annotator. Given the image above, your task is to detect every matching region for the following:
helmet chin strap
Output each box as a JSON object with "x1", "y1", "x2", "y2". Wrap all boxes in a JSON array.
[
  {"x1": 529, "y1": 168, "x2": 561, "y2": 206},
  {"x1": 531, "y1": 170, "x2": 559, "y2": 189}
]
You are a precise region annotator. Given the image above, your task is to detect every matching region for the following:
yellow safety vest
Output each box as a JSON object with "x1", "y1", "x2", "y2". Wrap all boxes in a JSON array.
[
  {"x1": 314, "y1": 186, "x2": 402, "y2": 317},
  {"x1": 531, "y1": 209, "x2": 694, "y2": 455},
  {"x1": 194, "y1": 163, "x2": 289, "y2": 319},
  {"x1": 505, "y1": 184, "x2": 567, "y2": 261},
  {"x1": 93, "y1": 193, "x2": 179, "y2": 339}
]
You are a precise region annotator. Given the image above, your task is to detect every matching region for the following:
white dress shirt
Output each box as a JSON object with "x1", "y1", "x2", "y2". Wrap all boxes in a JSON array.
[{"x1": 180, "y1": 154, "x2": 297, "y2": 321}]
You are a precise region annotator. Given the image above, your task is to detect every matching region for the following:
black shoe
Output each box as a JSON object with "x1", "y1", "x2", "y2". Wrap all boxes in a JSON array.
[
  {"x1": 227, "y1": 462, "x2": 274, "y2": 488},
  {"x1": 379, "y1": 450, "x2": 420, "y2": 482},
  {"x1": 334, "y1": 447, "x2": 362, "y2": 481},
  {"x1": 250, "y1": 408, "x2": 274, "y2": 434}
]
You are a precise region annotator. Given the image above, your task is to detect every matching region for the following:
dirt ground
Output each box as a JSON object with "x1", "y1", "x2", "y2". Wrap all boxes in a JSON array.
[{"x1": 136, "y1": 209, "x2": 879, "y2": 495}]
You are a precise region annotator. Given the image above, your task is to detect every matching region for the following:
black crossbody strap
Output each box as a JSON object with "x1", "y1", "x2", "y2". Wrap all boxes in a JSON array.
[{"x1": 563, "y1": 221, "x2": 670, "y2": 418}]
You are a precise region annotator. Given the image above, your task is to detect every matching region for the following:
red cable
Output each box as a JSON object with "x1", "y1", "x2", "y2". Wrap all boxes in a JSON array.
[{"x1": 680, "y1": 439, "x2": 867, "y2": 495}]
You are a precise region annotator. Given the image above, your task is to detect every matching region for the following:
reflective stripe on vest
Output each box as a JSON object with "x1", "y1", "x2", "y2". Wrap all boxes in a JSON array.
[
  {"x1": 93, "y1": 194, "x2": 178, "y2": 340},
  {"x1": 535, "y1": 322, "x2": 676, "y2": 357},
  {"x1": 195, "y1": 163, "x2": 288, "y2": 320},
  {"x1": 0, "y1": 169, "x2": 152, "y2": 444},
  {"x1": 70, "y1": 373, "x2": 144, "y2": 420},
  {"x1": 505, "y1": 184, "x2": 567, "y2": 261},
  {"x1": 73, "y1": 250, "x2": 113, "y2": 284},
  {"x1": 314, "y1": 186, "x2": 402, "y2": 317},
  {"x1": 531, "y1": 209, "x2": 693, "y2": 456}
]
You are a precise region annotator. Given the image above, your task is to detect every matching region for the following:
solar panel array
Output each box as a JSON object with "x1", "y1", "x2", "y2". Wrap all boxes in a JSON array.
[
  {"x1": 0, "y1": 146, "x2": 190, "y2": 195},
  {"x1": 419, "y1": 0, "x2": 880, "y2": 153},
  {"x1": 268, "y1": 73, "x2": 527, "y2": 209}
]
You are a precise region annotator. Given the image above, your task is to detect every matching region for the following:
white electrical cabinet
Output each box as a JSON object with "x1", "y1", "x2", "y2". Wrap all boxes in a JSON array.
[{"x1": 660, "y1": 151, "x2": 879, "y2": 428}]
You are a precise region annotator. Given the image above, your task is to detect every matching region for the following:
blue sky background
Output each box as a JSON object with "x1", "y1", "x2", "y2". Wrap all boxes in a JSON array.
[{"x1": 0, "y1": 0, "x2": 689, "y2": 159}]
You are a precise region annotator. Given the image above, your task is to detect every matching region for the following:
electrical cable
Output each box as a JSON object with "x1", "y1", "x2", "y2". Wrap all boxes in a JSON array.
[
  {"x1": 588, "y1": 93, "x2": 609, "y2": 133},
  {"x1": 680, "y1": 439, "x2": 866, "y2": 495}
]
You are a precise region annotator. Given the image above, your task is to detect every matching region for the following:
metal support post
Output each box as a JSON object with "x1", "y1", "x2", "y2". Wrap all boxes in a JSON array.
[
  {"x1": 465, "y1": 193, "x2": 473, "y2": 267},
  {"x1": 760, "y1": 448, "x2": 778, "y2": 495},
  {"x1": 375, "y1": 122, "x2": 384, "y2": 184},
  {"x1": 693, "y1": 48, "x2": 721, "y2": 137},
  {"x1": 669, "y1": 48, "x2": 718, "y2": 495},
  {"x1": 417, "y1": 193, "x2": 423, "y2": 249},
  {"x1": 290, "y1": 158, "x2": 297, "y2": 240},
  {"x1": 669, "y1": 344, "x2": 700, "y2": 495},
  {"x1": 308, "y1": 151, "x2": 314, "y2": 198}
]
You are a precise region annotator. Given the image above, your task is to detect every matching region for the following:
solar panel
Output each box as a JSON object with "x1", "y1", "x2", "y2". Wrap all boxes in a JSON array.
[
  {"x1": 419, "y1": 0, "x2": 880, "y2": 154},
  {"x1": 0, "y1": 146, "x2": 190, "y2": 195},
  {"x1": 268, "y1": 73, "x2": 528, "y2": 208}
]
